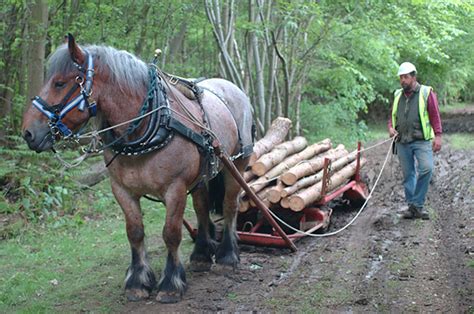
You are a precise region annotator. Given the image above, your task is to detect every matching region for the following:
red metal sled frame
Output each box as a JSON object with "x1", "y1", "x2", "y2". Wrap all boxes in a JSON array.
[{"x1": 183, "y1": 142, "x2": 368, "y2": 251}]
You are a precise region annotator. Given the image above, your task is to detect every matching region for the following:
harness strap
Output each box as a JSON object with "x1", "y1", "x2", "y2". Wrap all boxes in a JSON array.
[{"x1": 169, "y1": 118, "x2": 208, "y2": 150}]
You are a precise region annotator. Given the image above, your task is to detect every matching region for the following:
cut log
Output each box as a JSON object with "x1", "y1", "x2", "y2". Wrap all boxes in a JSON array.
[
  {"x1": 258, "y1": 138, "x2": 332, "y2": 181},
  {"x1": 267, "y1": 181, "x2": 286, "y2": 203},
  {"x1": 243, "y1": 170, "x2": 255, "y2": 182},
  {"x1": 247, "y1": 175, "x2": 277, "y2": 195},
  {"x1": 280, "y1": 144, "x2": 347, "y2": 185},
  {"x1": 258, "y1": 186, "x2": 272, "y2": 204},
  {"x1": 280, "y1": 197, "x2": 290, "y2": 208},
  {"x1": 249, "y1": 117, "x2": 292, "y2": 166},
  {"x1": 251, "y1": 136, "x2": 308, "y2": 176},
  {"x1": 288, "y1": 158, "x2": 367, "y2": 211},
  {"x1": 249, "y1": 185, "x2": 274, "y2": 208},
  {"x1": 281, "y1": 150, "x2": 359, "y2": 198}
]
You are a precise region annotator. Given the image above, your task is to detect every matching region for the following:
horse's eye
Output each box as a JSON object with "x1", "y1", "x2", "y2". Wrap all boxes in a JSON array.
[{"x1": 54, "y1": 81, "x2": 66, "y2": 89}]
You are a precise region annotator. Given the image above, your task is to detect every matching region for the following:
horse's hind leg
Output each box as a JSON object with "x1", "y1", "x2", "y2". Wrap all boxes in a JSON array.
[
  {"x1": 157, "y1": 182, "x2": 187, "y2": 303},
  {"x1": 189, "y1": 184, "x2": 216, "y2": 272},
  {"x1": 215, "y1": 158, "x2": 248, "y2": 268},
  {"x1": 111, "y1": 182, "x2": 156, "y2": 301}
]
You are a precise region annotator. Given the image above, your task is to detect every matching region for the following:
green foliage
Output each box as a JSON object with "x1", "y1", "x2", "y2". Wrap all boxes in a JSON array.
[{"x1": 0, "y1": 137, "x2": 115, "y2": 232}]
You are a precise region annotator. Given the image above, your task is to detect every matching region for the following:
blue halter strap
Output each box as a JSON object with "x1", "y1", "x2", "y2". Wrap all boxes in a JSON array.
[{"x1": 31, "y1": 50, "x2": 97, "y2": 137}]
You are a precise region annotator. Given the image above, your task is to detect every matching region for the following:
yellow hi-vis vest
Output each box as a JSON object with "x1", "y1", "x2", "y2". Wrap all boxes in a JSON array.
[{"x1": 391, "y1": 85, "x2": 435, "y2": 140}]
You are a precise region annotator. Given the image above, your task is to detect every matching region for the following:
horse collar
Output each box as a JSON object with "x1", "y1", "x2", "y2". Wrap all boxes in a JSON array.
[{"x1": 107, "y1": 69, "x2": 212, "y2": 157}]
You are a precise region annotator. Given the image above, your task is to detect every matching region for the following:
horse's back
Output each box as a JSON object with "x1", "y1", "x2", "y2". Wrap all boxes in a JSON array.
[{"x1": 198, "y1": 78, "x2": 253, "y2": 156}]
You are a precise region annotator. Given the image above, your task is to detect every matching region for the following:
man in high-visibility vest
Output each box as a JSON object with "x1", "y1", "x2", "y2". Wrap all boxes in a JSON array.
[{"x1": 388, "y1": 62, "x2": 442, "y2": 220}]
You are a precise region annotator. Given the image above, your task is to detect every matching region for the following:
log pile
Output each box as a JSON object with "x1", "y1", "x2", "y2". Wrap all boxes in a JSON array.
[{"x1": 240, "y1": 118, "x2": 366, "y2": 213}]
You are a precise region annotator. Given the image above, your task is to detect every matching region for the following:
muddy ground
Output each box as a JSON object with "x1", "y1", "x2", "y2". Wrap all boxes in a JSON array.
[{"x1": 123, "y1": 110, "x2": 473, "y2": 313}]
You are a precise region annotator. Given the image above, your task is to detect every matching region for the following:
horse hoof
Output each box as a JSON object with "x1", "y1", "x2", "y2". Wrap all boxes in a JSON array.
[
  {"x1": 189, "y1": 261, "x2": 212, "y2": 272},
  {"x1": 125, "y1": 288, "x2": 150, "y2": 301},
  {"x1": 157, "y1": 291, "x2": 182, "y2": 303}
]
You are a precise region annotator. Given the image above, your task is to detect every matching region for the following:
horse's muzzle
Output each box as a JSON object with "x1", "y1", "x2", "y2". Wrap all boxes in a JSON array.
[{"x1": 23, "y1": 126, "x2": 53, "y2": 153}]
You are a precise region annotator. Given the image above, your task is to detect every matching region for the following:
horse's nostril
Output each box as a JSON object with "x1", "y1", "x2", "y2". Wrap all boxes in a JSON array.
[{"x1": 23, "y1": 129, "x2": 34, "y2": 142}]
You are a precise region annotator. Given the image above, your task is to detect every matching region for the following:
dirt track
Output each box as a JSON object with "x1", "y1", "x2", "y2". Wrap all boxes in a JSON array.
[{"x1": 123, "y1": 113, "x2": 473, "y2": 313}]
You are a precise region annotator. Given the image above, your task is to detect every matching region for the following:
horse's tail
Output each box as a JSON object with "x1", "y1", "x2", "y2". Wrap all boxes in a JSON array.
[{"x1": 208, "y1": 173, "x2": 225, "y2": 215}]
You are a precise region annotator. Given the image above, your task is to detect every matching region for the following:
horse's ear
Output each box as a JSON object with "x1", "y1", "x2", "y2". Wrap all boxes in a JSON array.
[{"x1": 67, "y1": 33, "x2": 85, "y2": 65}]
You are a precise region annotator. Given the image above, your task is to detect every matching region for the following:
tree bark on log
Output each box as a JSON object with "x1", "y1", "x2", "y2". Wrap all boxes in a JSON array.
[
  {"x1": 248, "y1": 185, "x2": 273, "y2": 209},
  {"x1": 258, "y1": 138, "x2": 331, "y2": 181},
  {"x1": 251, "y1": 136, "x2": 307, "y2": 176},
  {"x1": 243, "y1": 170, "x2": 255, "y2": 182},
  {"x1": 288, "y1": 158, "x2": 367, "y2": 211},
  {"x1": 281, "y1": 150, "x2": 359, "y2": 198},
  {"x1": 280, "y1": 144, "x2": 347, "y2": 185},
  {"x1": 249, "y1": 117, "x2": 292, "y2": 166},
  {"x1": 246, "y1": 175, "x2": 276, "y2": 196}
]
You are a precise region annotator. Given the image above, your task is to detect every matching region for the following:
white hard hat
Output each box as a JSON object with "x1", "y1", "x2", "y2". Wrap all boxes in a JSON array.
[{"x1": 397, "y1": 62, "x2": 417, "y2": 76}]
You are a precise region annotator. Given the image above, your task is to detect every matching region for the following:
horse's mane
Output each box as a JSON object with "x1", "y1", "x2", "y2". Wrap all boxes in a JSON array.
[{"x1": 47, "y1": 44, "x2": 148, "y2": 97}]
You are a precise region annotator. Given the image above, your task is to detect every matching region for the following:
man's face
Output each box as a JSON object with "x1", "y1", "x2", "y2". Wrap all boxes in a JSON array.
[{"x1": 399, "y1": 74, "x2": 416, "y2": 91}]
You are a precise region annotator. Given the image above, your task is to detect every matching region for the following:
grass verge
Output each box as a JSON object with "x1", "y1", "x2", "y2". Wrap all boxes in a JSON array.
[{"x1": 0, "y1": 186, "x2": 196, "y2": 313}]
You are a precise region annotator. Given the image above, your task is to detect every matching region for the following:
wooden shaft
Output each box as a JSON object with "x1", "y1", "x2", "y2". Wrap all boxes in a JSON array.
[{"x1": 212, "y1": 140, "x2": 297, "y2": 252}]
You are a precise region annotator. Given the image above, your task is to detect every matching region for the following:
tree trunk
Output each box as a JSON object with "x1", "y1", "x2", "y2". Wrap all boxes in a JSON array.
[
  {"x1": 134, "y1": 4, "x2": 152, "y2": 57},
  {"x1": 26, "y1": 0, "x2": 48, "y2": 102}
]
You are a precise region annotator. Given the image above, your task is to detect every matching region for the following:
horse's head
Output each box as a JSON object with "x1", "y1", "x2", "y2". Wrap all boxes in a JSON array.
[{"x1": 22, "y1": 34, "x2": 97, "y2": 152}]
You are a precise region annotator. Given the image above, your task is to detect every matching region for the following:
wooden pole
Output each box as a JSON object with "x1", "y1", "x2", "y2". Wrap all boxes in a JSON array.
[{"x1": 212, "y1": 140, "x2": 297, "y2": 252}]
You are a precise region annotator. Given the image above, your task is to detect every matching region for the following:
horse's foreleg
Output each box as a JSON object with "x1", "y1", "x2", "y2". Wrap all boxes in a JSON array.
[
  {"x1": 189, "y1": 185, "x2": 216, "y2": 272},
  {"x1": 215, "y1": 168, "x2": 242, "y2": 268},
  {"x1": 111, "y1": 182, "x2": 156, "y2": 301},
  {"x1": 157, "y1": 182, "x2": 187, "y2": 303}
]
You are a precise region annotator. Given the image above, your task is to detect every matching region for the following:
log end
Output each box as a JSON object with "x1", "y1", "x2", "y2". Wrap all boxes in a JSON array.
[
  {"x1": 251, "y1": 162, "x2": 267, "y2": 176},
  {"x1": 280, "y1": 197, "x2": 290, "y2": 208},
  {"x1": 267, "y1": 189, "x2": 282, "y2": 203},
  {"x1": 289, "y1": 196, "x2": 305, "y2": 212},
  {"x1": 281, "y1": 173, "x2": 297, "y2": 185}
]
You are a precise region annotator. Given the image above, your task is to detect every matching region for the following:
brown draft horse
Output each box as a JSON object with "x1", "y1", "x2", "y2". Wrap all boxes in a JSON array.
[{"x1": 21, "y1": 34, "x2": 254, "y2": 303}]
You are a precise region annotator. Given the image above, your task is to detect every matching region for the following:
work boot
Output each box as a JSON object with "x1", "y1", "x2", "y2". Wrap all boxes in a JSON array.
[
  {"x1": 415, "y1": 207, "x2": 430, "y2": 220},
  {"x1": 401, "y1": 205, "x2": 416, "y2": 219}
]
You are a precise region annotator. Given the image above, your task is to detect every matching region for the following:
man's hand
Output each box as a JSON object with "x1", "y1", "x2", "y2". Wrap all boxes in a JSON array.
[
  {"x1": 388, "y1": 127, "x2": 398, "y2": 138},
  {"x1": 433, "y1": 135, "x2": 442, "y2": 152}
]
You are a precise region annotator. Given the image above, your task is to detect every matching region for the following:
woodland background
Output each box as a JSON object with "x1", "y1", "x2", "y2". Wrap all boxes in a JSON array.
[
  {"x1": 0, "y1": 1, "x2": 473, "y2": 311},
  {"x1": 1, "y1": 0, "x2": 473, "y2": 143}
]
